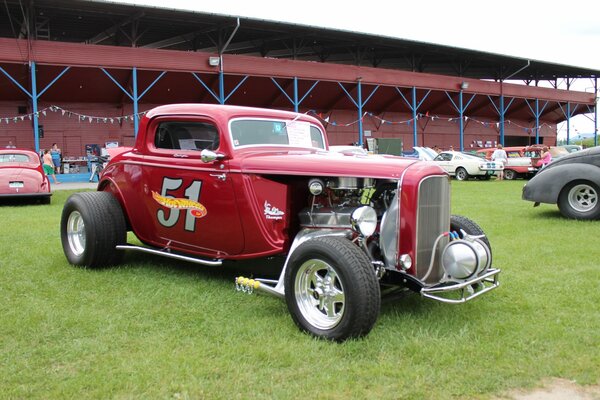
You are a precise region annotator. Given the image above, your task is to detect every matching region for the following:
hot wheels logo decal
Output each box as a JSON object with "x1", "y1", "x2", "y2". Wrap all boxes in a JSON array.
[
  {"x1": 152, "y1": 190, "x2": 207, "y2": 218},
  {"x1": 264, "y1": 201, "x2": 284, "y2": 220}
]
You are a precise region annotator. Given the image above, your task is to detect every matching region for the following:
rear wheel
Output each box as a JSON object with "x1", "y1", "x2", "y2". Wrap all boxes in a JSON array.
[
  {"x1": 455, "y1": 167, "x2": 469, "y2": 181},
  {"x1": 60, "y1": 192, "x2": 126, "y2": 268},
  {"x1": 504, "y1": 169, "x2": 517, "y2": 180},
  {"x1": 558, "y1": 181, "x2": 600, "y2": 220},
  {"x1": 284, "y1": 236, "x2": 380, "y2": 341}
]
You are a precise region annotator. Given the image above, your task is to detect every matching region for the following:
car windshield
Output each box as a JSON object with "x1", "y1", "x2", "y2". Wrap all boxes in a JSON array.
[
  {"x1": 230, "y1": 118, "x2": 326, "y2": 149},
  {"x1": 0, "y1": 153, "x2": 33, "y2": 163}
]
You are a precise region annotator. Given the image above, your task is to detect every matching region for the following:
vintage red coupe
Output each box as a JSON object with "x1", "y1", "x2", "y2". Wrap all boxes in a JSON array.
[
  {"x1": 0, "y1": 148, "x2": 51, "y2": 203},
  {"x1": 60, "y1": 104, "x2": 500, "y2": 341}
]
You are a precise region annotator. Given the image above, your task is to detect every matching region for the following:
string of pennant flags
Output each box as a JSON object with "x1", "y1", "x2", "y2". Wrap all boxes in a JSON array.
[
  {"x1": 1, "y1": 105, "x2": 555, "y2": 134},
  {"x1": 308, "y1": 110, "x2": 557, "y2": 134},
  {"x1": 0, "y1": 105, "x2": 147, "y2": 125}
]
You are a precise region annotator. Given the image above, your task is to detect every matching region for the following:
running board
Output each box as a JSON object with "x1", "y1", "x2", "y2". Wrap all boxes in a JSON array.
[{"x1": 115, "y1": 244, "x2": 223, "y2": 267}]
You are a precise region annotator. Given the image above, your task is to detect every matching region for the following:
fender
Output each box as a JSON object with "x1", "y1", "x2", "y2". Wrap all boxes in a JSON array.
[{"x1": 523, "y1": 163, "x2": 600, "y2": 204}]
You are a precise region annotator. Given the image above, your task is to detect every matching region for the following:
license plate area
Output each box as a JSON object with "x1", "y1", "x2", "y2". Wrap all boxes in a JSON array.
[{"x1": 9, "y1": 181, "x2": 24, "y2": 188}]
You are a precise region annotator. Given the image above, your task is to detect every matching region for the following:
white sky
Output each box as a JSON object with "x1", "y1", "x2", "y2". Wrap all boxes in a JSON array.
[{"x1": 118, "y1": 0, "x2": 600, "y2": 138}]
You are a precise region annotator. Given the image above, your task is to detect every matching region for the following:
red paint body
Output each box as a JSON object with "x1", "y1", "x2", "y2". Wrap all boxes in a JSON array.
[
  {"x1": 0, "y1": 148, "x2": 51, "y2": 200},
  {"x1": 100, "y1": 104, "x2": 445, "y2": 266}
]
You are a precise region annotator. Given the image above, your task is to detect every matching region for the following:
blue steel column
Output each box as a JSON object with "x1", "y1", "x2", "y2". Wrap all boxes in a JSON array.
[
  {"x1": 412, "y1": 87, "x2": 418, "y2": 146},
  {"x1": 535, "y1": 98, "x2": 540, "y2": 144},
  {"x1": 357, "y1": 80, "x2": 363, "y2": 146},
  {"x1": 293, "y1": 77, "x2": 299, "y2": 112},
  {"x1": 132, "y1": 67, "x2": 139, "y2": 136},
  {"x1": 499, "y1": 95, "x2": 505, "y2": 146},
  {"x1": 30, "y1": 62, "x2": 40, "y2": 152},
  {"x1": 566, "y1": 102, "x2": 571, "y2": 145},
  {"x1": 458, "y1": 89, "x2": 464, "y2": 151},
  {"x1": 595, "y1": 78, "x2": 598, "y2": 147},
  {"x1": 218, "y1": 71, "x2": 225, "y2": 104}
]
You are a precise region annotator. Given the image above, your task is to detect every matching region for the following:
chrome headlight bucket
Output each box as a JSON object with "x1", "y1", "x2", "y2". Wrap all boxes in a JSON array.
[
  {"x1": 441, "y1": 236, "x2": 491, "y2": 280},
  {"x1": 350, "y1": 206, "x2": 377, "y2": 237}
]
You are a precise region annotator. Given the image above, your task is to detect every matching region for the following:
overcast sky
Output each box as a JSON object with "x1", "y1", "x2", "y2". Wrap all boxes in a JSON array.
[{"x1": 117, "y1": 0, "x2": 600, "y2": 137}]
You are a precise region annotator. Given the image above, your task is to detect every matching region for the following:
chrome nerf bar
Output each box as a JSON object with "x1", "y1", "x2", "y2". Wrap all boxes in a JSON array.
[{"x1": 420, "y1": 268, "x2": 501, "y2": 304}]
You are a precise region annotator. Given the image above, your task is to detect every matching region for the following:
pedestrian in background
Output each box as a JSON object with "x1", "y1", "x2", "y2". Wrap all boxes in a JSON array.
[
  {"x1": 491, "y1": 144, "x2": 508, "y2": 180},
  {"x1": 43, "y1": 149, "x2": 60, "y2": 184},
  {"x1": 540, "y1": 146, "x2": 552, "y2": 168},
  {"x1": 51, "y1": 143, "x2": 62, "y2": 174}
]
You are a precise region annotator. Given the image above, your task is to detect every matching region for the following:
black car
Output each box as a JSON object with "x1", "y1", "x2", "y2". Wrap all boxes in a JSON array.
[{"x1": 522, "y1": 146, "x2": 600, "y2": 220}]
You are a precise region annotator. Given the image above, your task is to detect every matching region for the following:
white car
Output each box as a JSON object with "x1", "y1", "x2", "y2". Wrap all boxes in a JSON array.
[{"x1": 432, "y1": 151, "x2": 503, "y2": 180}]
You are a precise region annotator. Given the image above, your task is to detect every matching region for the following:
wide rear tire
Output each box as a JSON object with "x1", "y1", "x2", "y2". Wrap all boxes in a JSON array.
[
  {"x1": 60, "y1": 192, "x2": 126, "y2": 268},
  {"x1": 284, "y1": 236, "x2": 380, "y2": 341}
]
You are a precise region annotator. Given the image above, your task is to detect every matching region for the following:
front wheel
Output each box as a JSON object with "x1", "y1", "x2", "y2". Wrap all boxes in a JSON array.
[
  {"x1": 60, "y1": 192, "x2": 127, "y2": 268},
  {"x1": 557, "y1": 181, "x2": 600, "y2": 220},
  {"x1": 455, "y1": 167, "x2": 469, "y2": 181},
  {"x1": 284, "y1": 236, "x2": 380, "y2": 341}
]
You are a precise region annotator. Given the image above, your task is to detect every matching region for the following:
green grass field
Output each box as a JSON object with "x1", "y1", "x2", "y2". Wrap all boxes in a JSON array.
[{"x1": 1, "y1": 181, "x2": 598, "y2": 399}]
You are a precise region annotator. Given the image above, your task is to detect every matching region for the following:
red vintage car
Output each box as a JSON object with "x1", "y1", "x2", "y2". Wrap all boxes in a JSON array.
[
  {"x1": 60, "y1": 104, "x2": 500, "y2": 341},
  {"x1": 474, "y1": 146, "x2": 537, "y2": 179},
  {"x1": 0, "y1": 148, "x2": 51, "y2": 203}
]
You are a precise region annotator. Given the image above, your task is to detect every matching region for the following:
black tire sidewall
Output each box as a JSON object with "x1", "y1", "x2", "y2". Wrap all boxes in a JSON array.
[
  {"x1": 558, "y1": 181, "x2": 600, "y2": 220},
  {"x1": 455, "y1": 167, "x2": 468, "y2": 181},
  {"x1": 60, "y1": 192, "x2": 126, "y2": 268},
  {"x1": 284, "y1": 236, "x2": 380, "y2": 341}
]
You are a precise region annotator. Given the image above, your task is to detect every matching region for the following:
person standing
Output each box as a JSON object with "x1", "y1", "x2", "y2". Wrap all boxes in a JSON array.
[
  {"x1": 540, "y1": 146, "x2": 552, "y2": 168},
  {"x1": 43, "y1": 149, "x2": 60, "y2": 184},
  {"x1": 51, "y1": 143, "x2": 62, "y2": 174},
  {"x1": 491, "y1": 144, "x2": 508, "y2": 180}
]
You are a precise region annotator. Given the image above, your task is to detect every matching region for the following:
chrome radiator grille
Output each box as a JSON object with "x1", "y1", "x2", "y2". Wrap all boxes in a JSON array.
[{"x1": 415, "y1": 176, "x2": 450, "y2": 283}]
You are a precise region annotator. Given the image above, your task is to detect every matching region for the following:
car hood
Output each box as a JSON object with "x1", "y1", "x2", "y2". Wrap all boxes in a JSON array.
[
  {"x1": 541, "y1": 146, "x2": 600, "y2": 172},
  {"x1": 231, "y1": 149, "x2": 440, "y2": 179}
]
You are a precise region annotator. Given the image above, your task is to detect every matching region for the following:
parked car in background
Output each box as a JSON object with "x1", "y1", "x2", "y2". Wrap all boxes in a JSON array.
[
  {"x1": 475, "y1": 146, "x2": 537, "y2": 180},
  {"x1": 402, "y1": 146, "x2": 438, "y2": 161},
  {"x1": 523, "y1": 146, "x2": 600, "y2": 220},
  {"x1": 558, "y1": 144, "x2": 583, "y2": 153},
  {"x1": 432, "y1": 151, "x2": 503, "y2": 180},
  {"x1": 59, "y1": 104, "x2": 500, "y2": 341},
  {"x1": 329, "y1": 145, "x2": 370, "y2": 156},
  {"x1": 0, "y1": 148, "x2": 51, "y2": 203},
  {"x1": 523, "y1": 145, "x2": 570, "y2": 168}
]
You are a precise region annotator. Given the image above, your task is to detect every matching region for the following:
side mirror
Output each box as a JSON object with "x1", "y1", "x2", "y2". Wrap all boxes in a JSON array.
[{"x1": 200, "y1": 149, "x2": 225, "y2": 163}]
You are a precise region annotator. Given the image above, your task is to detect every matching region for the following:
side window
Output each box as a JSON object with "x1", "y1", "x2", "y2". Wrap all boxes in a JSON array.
[{"x1": 154, "y1": 121, "x2": 220, "y2": 151}]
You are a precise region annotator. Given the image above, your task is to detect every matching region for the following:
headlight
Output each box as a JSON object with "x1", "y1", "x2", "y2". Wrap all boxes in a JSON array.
[{"x1": 350, "y1": 206, "x2": 377, "y2": 237}]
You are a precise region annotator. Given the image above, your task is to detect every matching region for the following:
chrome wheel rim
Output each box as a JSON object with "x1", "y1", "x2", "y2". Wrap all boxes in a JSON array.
[
  {"x1": 294, "y1": 259, "x2": 345, "y2": 330},
  {"x1": 456, "y1": 169, "x2": 466, "y2": 180},
  {"x1": 67, "y1": 211, "x2": 86, "y2": 256},
  {"x1": 568, "y1": 184, "x2": 598, "y2": 213}
]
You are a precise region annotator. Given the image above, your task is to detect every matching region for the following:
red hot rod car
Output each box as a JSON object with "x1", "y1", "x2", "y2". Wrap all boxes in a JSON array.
[{"x1": 60, "y1": 104, "x2": 500, "y2": 341}]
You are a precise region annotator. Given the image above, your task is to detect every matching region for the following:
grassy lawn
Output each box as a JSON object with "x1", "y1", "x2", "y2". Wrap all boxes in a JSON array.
[{"x1": 1, "y1": 181, "x2": 598, "y2": 399}]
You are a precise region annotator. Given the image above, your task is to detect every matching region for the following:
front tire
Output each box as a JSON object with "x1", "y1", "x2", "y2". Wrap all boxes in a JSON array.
[
  {"x1": 450, "y1": 215, "x2": 492, "y2": 256},
  {"x1": 455, "y1": 167, "x2": 469, "y2": 181},
  {"x1": 558, "y1": 181, "x2": 600, "y2": 220},
  {"x1": 284, "y1": 236, "x2": 380, "y2": 341},
  {"x1": 60, "y1": 192, "x2": 126, "y2": 268}
]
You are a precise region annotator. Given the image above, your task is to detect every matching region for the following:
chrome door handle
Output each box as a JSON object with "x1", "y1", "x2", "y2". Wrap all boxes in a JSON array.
[{"x1": 210, "y1": 173, "x2": 227, "y2": 181}]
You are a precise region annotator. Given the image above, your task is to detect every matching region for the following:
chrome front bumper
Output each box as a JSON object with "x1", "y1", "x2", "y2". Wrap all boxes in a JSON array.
[{"x1": 420, "y1": 268, "x2": 501, "y2": 304}]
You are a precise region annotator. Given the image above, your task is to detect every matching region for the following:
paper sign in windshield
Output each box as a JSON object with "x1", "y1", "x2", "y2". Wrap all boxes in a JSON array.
[{"x1": 286, "y1": 121, "x2": 313, "y2": 148}]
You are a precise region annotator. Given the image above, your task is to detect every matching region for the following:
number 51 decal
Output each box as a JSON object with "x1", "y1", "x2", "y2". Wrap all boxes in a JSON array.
[{"x1": 152, "y1": 177, "x2": 206, "y2": 232}]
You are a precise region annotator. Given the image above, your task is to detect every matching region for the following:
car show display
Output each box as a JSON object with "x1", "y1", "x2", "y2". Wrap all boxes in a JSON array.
[
  {"x1": 0, "y1": 148, "x2": 52, "y2": 203},
  {"x1": 60, "y1": 104, "x2": 500, "y2": 341},
  {"x1": 523, "y1": 146, "x2": 600, "y2": 220}
]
